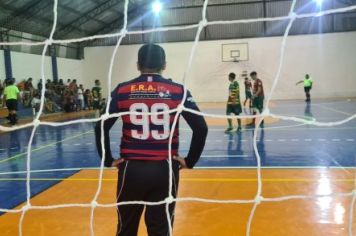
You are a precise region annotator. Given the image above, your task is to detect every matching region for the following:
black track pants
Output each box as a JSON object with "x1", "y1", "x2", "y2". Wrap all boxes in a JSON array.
[{"x1": 116, "y1": 160, "x2": 180, "y2": 236}]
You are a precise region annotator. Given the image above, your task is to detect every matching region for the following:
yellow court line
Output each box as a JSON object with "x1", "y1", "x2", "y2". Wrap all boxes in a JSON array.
[
  {"x1": 0, "y1": 177, "x2": 355, "y2": 183},
  {"x1": 0, "y1": 130, "x2": 93, "y2": 164}
]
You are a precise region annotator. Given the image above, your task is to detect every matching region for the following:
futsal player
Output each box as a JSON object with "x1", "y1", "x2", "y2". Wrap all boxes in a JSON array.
[
  {"x1": 243, "y1": 77, "x2": 252, "y2": 110},
  {"x1": 296, "y1": 74, "x2": 313, "y2": 102},
  {"x1": 3, "y1": 78, "x2": 20, "y2": 125},
  {"x1": 95, "y1": 44, "x2": 208, "y2": 236},
  {"x1": 247, "y1": 71, "x2": 265, "y2": 127},
  {"x1": 225, "y1": 72, "x2": 242, "y2": 133}
]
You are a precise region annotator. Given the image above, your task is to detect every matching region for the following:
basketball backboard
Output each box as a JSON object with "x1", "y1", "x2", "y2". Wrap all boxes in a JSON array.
[{"x1": 222, "y1": 43, "x2": 249, "y2": 62}]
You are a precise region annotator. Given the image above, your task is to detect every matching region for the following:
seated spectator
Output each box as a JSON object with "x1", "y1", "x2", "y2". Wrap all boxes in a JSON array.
[
  {"x1": 31, "y1": 93, "x2": 41, "y2": 116},
  {"x1": 64, "y1": 91, "x2": 75, "y2": 112}
]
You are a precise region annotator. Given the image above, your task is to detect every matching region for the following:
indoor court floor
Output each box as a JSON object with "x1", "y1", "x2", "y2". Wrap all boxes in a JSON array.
[{"x1": 0, "y1": 98, "x2": 356, "y2": 236}]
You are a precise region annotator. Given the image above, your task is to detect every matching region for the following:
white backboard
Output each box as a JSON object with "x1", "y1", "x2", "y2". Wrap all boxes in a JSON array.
[{"x1": 222, "y1": 43, "x2": 249, "y2": 62}]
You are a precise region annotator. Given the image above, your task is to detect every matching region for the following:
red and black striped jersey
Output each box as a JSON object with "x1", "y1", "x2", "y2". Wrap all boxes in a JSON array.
[{"x1": 109, "y1": 74, "x2": 199, "y2": 161}]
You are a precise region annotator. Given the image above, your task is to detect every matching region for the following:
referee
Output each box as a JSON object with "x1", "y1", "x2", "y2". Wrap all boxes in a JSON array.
[
  {"x1": 95, "y1": 44, "x2": 208, "y2": 236},
  {"x1": 296, "y1": 74, "x2": 313, "y2": 102},
  {"x1": 3, "y1": 78, "x2": 20, "y2": 125}
]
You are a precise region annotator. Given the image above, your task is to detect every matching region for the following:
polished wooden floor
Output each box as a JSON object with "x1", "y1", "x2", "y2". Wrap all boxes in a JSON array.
[{"x1": 1, "y1": 168, "x2": 356, "y2": 236}]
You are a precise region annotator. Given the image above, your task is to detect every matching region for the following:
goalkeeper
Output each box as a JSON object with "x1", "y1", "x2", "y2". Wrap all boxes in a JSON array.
[{"x1": 95, "y1": 44, "x2": 208, "y2": 236}]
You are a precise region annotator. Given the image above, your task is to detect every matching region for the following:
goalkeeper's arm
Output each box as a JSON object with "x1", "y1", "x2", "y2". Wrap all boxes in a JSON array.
[
  {"x1": 95, "y1": 116, "x2": 118, "y2": 167},
  {"x1": 181, "y1": 109, "x2": 208, "y2": 168}
]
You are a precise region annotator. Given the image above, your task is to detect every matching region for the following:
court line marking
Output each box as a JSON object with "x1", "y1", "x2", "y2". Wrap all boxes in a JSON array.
[
  {"x1": 314, "y1": 103, "x2": 353, "y2": 116},
  {"x1": 195, "y1": 166, "x2": 356, "y2": 169},
  {"x1": 24, "y1": 137, "x2": 350, "y2": 150},
  {"x1": 201, "y1": 154, "x2": 248, "y2": 158},
  {"x1": 0, "y1": 177, "x2": 354, "y2": 183},
  {"x1": 0, "y1": 130, "x2": 93, "y2": 164},
  {"x1": 2, "y1": 166, "x2": 356, "y2": 176}
]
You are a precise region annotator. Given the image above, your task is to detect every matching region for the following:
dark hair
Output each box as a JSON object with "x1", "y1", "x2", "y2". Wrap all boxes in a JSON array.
[
  {"x1": 250, "y1": 71, "x2": 257, "y2": 76},
  {"x1": 244, "y1": 77, "x2": 248, "y2": 80},
  {"x1": 6, "y1": 78, "x2": 15, "y2": 85},
  {"x1": 138, "y1": 44, "x2": 166, "y2": 70},
  {"x1": 229, "y1": 73, "x2": 236, "y2": 79}
]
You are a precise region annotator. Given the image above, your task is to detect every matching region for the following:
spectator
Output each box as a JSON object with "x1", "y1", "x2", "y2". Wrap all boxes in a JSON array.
[
  {"x1": 77, "y1": 84, "x2": 84, "y2": 110},
  {"x1": 69, "y1": 79, "x2": 78, "y2": 93},
  {"x1": 84, "y1": 89, "x2": 93, "y2": 110},
  {"x1": 24, "y1": 77, "x2": 34, "y2": 107},
  {"x1": 92, "y1": 80, "x2": 101, "y2": 110},
  {"x1": 31, "y1": 93, "x2": 41, "y2": 116},
  {"x1": 37, "y1": 80, "x2": 43, "y2": 91},
  {"x1": 64, "y1": 90, "x2": 75, "y2": 112}
]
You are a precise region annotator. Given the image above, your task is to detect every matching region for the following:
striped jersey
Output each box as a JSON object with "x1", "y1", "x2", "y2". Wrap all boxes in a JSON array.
[
  {"x1": 109, "y1": 74, "x2": 198, "y2": 161},
  {"x1": 227, "y1": 81, "x2": 241, "y2": 105},
  {"x1": 253, "y1": 78, "x2": 264, "y2": 97}
]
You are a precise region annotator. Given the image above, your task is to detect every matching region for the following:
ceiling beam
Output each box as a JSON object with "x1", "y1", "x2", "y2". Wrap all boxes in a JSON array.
[
  {"x1": 0, "y1": 0, "x2": 51, "y2": 29},
  {"x1": 54, "y1": 0, "x2": 123, "y2": 39},
  {"x1": 58, "y1": 3, "x2": 107, "y2": 27}
]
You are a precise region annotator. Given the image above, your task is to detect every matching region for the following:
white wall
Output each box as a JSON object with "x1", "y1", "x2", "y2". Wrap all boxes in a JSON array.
[
  {"x1": 82, "y1": 31, "x2": 356, "y2": 102},
  {"x1": 8, "y1": 52, "x2": 82, "y2": 88}
]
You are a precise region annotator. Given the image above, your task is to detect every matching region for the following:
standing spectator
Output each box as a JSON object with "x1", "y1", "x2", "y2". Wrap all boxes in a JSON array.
[
  {"x1": 92, "y1": 80, "x2": 102, "y2": 110},
  {"x1": 77, "y1": 84, "x2": 85, "y2": 110},
  {"x1": 3, "y1": 78, "x2": 20, "y2": 125},
  {"x1": 66, "y1": 79, "x2": 71, "y2": 86},
  {"x1": 37, "y1": 79, "x2": 43, "y2": 91},
  {"x1": 17, "y1": 79, "x2": 25, "y2": 105},
  {"x1": 24, "y1": 77, "x2": 34, "y2": 107},
  {"x1": 84, "y1": 89, "x2": 93, "y2": 110},
  {"x1": 17, "y1": 79, "x2": 25, "y2": 91},
  {"x1": 69, "y1": 79, "x2": 78, "y2": 93}
]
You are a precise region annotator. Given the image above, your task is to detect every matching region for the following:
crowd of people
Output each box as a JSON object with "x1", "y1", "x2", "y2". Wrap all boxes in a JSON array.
[{"x1": 0, "y1": 77, "x2": 105, "y2": 125}]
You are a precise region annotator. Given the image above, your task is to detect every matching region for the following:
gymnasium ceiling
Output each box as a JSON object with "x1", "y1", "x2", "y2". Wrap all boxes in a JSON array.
[{"x1": 0, "y1": 0, "x2": 355, "y2": 57}]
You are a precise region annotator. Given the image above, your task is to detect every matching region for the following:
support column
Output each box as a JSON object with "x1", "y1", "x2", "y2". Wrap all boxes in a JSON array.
[
  {"x1": 3, "y1": 48, "x2": 13, "y2": 80},
  {"x1": 50, "y1": 46, "x2": 58, "y2": 82}
]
